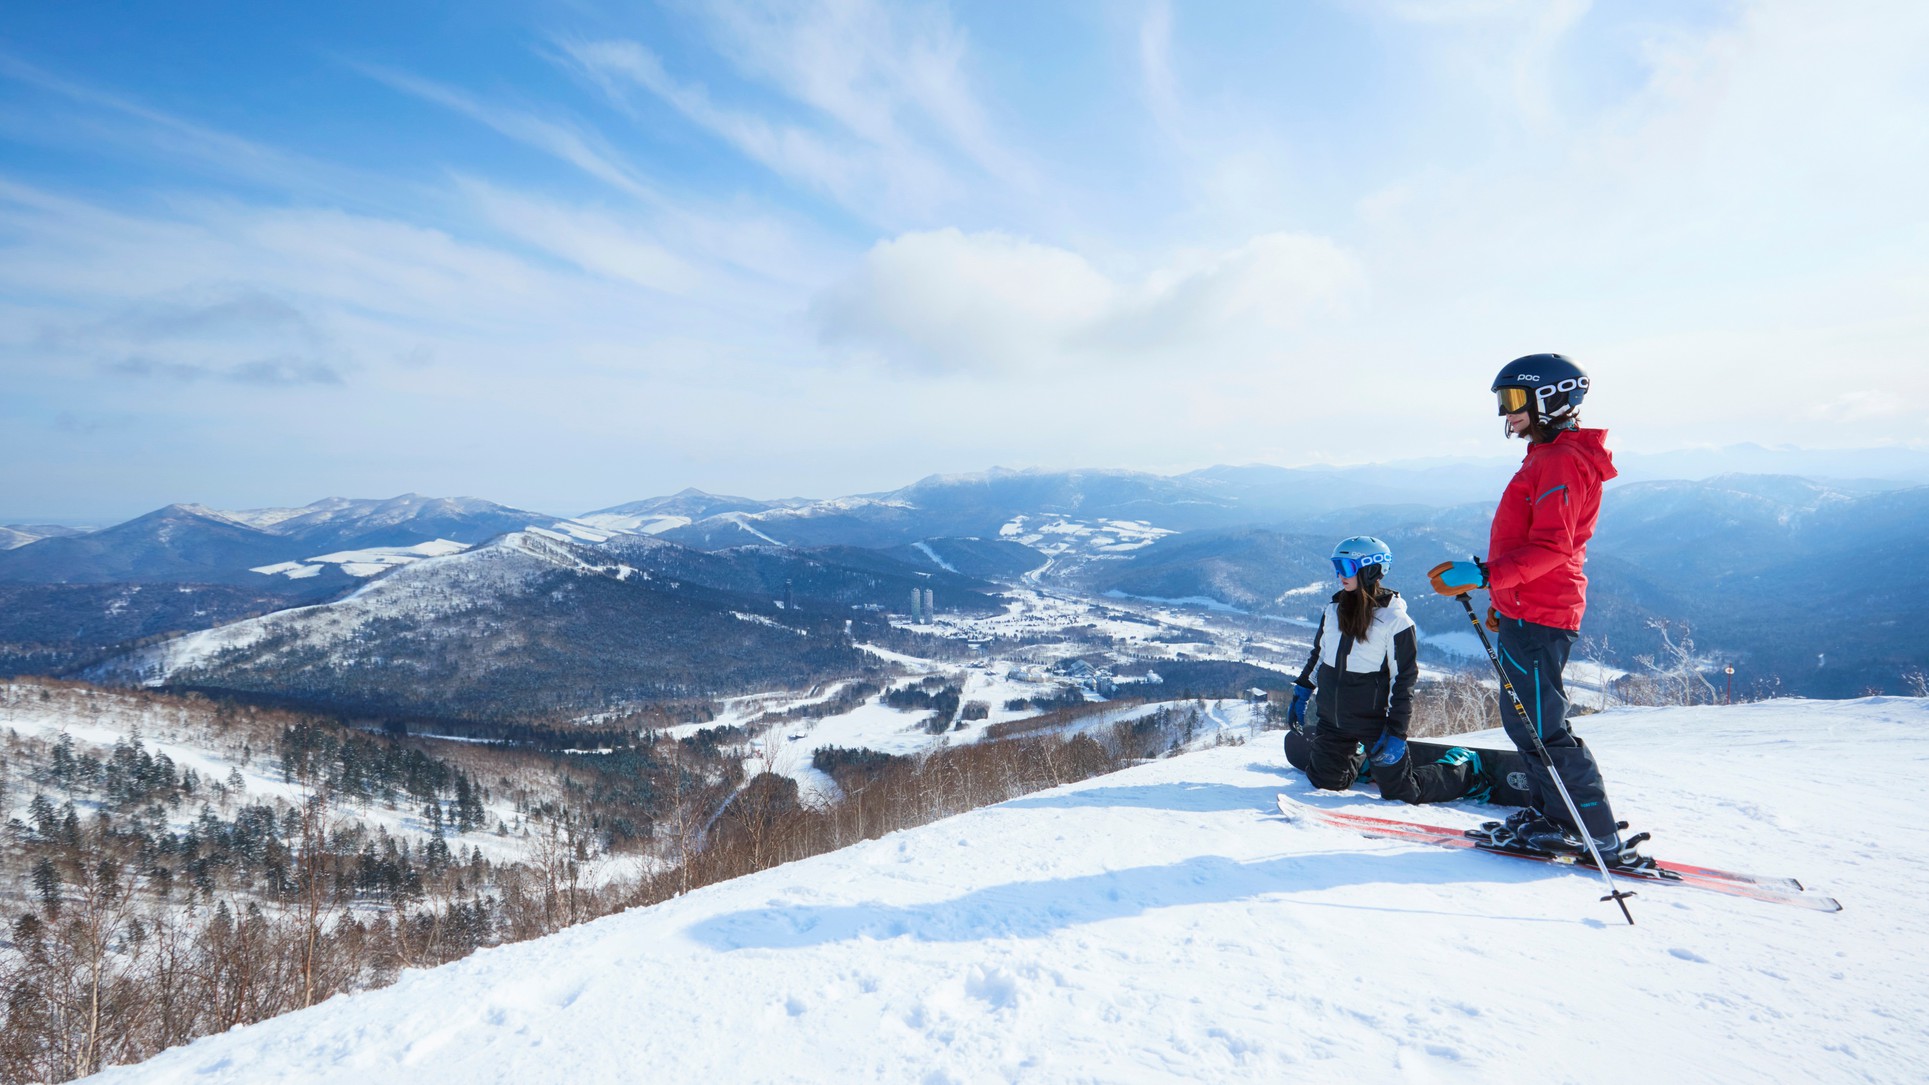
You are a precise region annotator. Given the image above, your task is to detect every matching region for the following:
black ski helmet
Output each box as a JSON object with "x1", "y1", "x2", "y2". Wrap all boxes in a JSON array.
[
  {"x1": 1331, "y1": 535, "x2": 1392, "y2": 589},
  {"x1": 1492, "y1": 353, "x2": 1589, "y2": 429}
]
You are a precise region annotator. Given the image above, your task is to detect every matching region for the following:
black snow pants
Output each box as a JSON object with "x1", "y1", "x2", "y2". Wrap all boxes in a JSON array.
[
  {"x1": 1283, "y1": 724, "x2": 1470, "y2": 804},
  {"x1": 1495, "y1": 615, "x2": 1618, "y2": 838}
]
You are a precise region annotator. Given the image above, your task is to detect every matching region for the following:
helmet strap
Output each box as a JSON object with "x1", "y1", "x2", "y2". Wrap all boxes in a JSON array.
[{"x1": 1358, "y1": 564, "x2": 1383, "y2": 592}]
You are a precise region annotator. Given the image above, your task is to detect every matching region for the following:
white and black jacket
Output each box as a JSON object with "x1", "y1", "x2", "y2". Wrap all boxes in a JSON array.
[{"x1": 1294, "y1": 590, "x2": 1419, "y2": 738}]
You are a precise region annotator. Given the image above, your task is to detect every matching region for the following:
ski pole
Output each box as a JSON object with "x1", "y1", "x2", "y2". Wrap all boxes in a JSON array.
[{"x1": 1453, "y1": 585, "x2": 1636, "y2": 925}]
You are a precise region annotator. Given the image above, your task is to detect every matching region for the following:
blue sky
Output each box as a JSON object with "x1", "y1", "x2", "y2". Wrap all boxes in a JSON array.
[{"x1": 2, "y1": 0, "x2": 1925, "y2": 522}]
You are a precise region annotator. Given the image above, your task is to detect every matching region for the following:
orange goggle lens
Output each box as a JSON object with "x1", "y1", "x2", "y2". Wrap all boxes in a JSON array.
[{"x1": 1496, "y1": 387, "x2": 1532, "y2": 415}]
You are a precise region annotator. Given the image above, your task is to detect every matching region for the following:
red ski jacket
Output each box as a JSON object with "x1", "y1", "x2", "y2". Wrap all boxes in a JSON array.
[{"x1": 1486, "y1": 428, "x2": 1617, "y2": 631}]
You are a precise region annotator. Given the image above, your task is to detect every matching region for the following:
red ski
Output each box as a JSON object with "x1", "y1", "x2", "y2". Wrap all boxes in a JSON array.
[{"x1": 1276, "y1": 794, "x2": 1841, "y2": 913}]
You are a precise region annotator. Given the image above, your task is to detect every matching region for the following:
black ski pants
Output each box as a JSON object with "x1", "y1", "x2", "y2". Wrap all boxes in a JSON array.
[
  {"x1": 1495, "y1": 615, "x2": 1618, "y2": 838},
  {"x1": 1284, "y1": 724, "x2": 1469, "y2": 804}
]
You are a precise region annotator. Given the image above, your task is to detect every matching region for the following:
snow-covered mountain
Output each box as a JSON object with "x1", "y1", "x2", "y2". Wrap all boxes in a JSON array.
[
  {"x1": 575, "y1": 488, "x2": 798, "y2": 536},
  {"x1": 0, "y1": 504, "x2": 301, "y2": 585},
  {"x1": 0, "y1": 495, "x2": 576, "y2": 586},
  {"x1": 0, "y1": 523, "x2": 87, "y2": 550},
  {"x1": 88, "y1": 531, "x2": 1008, "y2": 723},
  {"x1": 82, "y1": 696, "x2": 1929, "y2": 1083},
  {"x1": 10, "y1": 468, "x2": 1929, "y2": 702},
  {"x1": 1068, "y1": 477, "x2": 1929, "y2": 697}
]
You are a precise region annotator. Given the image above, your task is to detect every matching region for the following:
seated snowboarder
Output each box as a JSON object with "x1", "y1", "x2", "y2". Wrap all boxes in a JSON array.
[{"x1": 1283, "y1": 537, "x2": 1491, "y2": 805}]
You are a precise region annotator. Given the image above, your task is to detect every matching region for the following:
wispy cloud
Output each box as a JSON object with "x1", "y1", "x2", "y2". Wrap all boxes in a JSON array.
[
  {"x1": 1137, "y1": 1, "x2": 1182, "y2": 139},
  {"x1": 104, "y1": 355, "x2": 346, "y2": 386},
  {"x1": 352, "y1": 61, "x2": 667, "y2": 207},
  {"x1": 0, "y1": 52, "x2": 403, "y2": 210},
  {"x1": 558, "y1": 39, "x2": 883, "y2": 211},
  {"x1": 558, "y1": 0, "x2": 1033, "y2": 223}
]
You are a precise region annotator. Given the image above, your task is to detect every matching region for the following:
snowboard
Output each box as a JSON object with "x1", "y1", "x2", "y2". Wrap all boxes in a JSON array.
[
  {"x1": 1284, "y1": 726, "x2": 1535, "y2": 806},
  {"x1": 1405, "y1": 739, "x2": 1534, "y2": 806}
]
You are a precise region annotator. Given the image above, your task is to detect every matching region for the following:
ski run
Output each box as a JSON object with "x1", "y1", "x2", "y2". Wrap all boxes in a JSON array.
[{"x1": 86, "y1": 697, "x2": 1928, "y2": 1084}]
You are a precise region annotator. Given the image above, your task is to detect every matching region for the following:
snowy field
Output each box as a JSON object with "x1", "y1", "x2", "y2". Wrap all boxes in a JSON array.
[
  {"x1": 83, "y1": 697, "x2": 1929, "y2": 1084},
  {"x1": 3, "y1": 685, "x2": 533, "y2": 867}
]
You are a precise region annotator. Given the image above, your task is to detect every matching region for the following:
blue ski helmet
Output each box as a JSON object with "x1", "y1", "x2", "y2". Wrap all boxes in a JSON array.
[
  {"x1": 1493, "y1": 353, "x2": 1589, "y2": 427},
  {"x1": 1331, "y1": 536, "x2": 1392, "y2": 582}
]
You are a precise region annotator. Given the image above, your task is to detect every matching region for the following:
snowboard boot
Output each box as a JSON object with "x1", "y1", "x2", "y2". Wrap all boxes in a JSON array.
[{"x1": 1434, "y1": 747, "x2": 1492, "y2": 804}]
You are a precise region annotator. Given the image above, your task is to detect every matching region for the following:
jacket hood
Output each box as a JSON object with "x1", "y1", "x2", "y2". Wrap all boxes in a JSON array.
[{"x1": 1534, "y1": 427, "x2": 1618, "y2": 484}]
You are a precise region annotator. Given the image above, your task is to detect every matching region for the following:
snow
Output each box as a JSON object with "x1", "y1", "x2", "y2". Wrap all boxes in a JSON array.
[
  {"x1": 913, "y1": 540, "x2": 959, "y2": 572},
  {"x1": 571, "y1": 512, "x2": 691, "y2": 535},
  {"x1": 81, "y1": 696, "x2": 1929, "y2": 1084},
  {"x1": 1276, "y1": 579, "x2": 1328, "y2": 599},
  {"x1": 1, "y1": 685, "x2": 531, "y2": 867},
  {"x1": 1105, "y1": 589, "x2": 1249, "y2": 614},
  {"x1": 732, "y1": 611, "x2": 805, "y2": 635},
  {"x1": 1423, "y1": 630, "x2": 1487, "y2": 660},
  {"x1": 538, "y1": 520, "x2": 618, "y2": 543},
  {"x1": 715, "y1": 512, "x2": 786, "y2": 546},
  {"x1": 252, "y1": 539, "x2": 472, "y2": 580}
]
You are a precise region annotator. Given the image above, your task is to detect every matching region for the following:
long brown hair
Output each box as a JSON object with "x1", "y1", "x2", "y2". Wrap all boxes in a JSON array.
[{"x1": 1337, "y1": 580, "x2": 1392, "y2": 641}]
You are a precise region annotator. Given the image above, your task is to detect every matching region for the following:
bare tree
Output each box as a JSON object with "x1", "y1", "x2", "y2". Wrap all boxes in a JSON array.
[{"x1": 1621, "y1": 619, "x2": 1720, "y2": 706}]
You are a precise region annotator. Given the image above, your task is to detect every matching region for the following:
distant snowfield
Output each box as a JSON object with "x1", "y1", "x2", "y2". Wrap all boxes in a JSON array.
[
  {"x1": 999, "y1": 514, "x2": 1174, "y2": 556},
  {"x1": 86, "y1": 697, "x2": 1929, "y2": 1084},
  {"x1": 251, "y1": 538, "x2": 471, "y2": 580}
]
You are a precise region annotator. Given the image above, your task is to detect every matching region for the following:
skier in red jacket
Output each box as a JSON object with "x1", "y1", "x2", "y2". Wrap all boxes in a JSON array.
[{"x1": 1429, "y1": 354, "x2": 1631, "y2": 862}]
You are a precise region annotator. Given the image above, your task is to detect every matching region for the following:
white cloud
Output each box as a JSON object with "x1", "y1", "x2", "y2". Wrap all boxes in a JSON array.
[{"x1": 812, "y1": 227, "x2": 1364, "y2": 375}]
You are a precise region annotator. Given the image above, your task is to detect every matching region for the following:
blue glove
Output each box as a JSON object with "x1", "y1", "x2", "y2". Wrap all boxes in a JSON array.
[
  {"x1": 1428, "y1": 560, "x2": 1488, "y2": 597},
  {"x1": 1369, "y1": 731, "x2": 1407, "y2": 767},
  {"x1": 1288, "y1": 683, "x2": 1312, "y2": 727}
]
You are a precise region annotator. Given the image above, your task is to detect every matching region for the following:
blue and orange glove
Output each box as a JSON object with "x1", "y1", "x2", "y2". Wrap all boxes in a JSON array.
[
  {"x1": 1428, "y1": 560, "x2": 1488, "y2": 597},
  {"x1": 1288, "y1": 682, "x2": 1312, "y2": 727}
]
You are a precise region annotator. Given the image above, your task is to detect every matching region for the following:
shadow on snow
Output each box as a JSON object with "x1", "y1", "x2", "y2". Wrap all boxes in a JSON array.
[{"x1": 689, "y1": 778, "x2": 1548, "y2": 951}]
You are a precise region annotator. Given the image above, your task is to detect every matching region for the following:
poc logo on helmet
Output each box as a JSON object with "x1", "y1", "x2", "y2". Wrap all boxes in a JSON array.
[{"x1": 1536, "y1": 375, "x2": 1589, "y2": 412}]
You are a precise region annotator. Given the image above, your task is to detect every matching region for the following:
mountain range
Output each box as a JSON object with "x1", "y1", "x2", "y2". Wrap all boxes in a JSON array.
[{"x1": 3, "y1": 453, "x2": 1925, "y2": 709}]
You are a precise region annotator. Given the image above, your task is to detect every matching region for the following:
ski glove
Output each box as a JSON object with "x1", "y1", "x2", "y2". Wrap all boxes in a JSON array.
[
  {"x1": 1428, "y1": 560, "x2": 1487, "y2": 596},
  {"x1": 1288, "y1": 682, "x2": 1312, "y2": 727},
  {"x1": 1369, "y1": 731, "x2": 1407, "y2": 767}
]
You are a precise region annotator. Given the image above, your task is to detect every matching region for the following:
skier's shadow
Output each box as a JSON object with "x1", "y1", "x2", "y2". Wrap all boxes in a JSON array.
[{"x1": 686, "y1": 848, "x2": 1551, "y2": 952}]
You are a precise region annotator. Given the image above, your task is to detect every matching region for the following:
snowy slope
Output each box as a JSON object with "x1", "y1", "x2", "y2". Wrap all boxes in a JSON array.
[
  {"x1": 1, "y1": 683, "x2": 532, "y2": 867},
  {"x1": 84, "y1": 698, "x2": 1928, "y2": 1084},
  {"x1": 95, "y1": 532, "x2": 601, "y2": 683}
]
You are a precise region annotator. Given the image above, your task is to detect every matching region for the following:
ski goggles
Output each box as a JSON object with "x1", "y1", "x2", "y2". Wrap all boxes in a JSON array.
[
  {"x1": 1495, "y1": 386, "x2": 1533, "y2": 415},
  {"x1": 1331, "y1": 554, "x2": 1388, "y2": 579}
]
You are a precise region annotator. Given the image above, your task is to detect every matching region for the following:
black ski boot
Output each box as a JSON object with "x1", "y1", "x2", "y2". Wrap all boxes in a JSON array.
[
  {"x1": 1516, "y1": 823, "x2": 1653, "y2": 870},
  {"x1": 1473, "y1": 806, "x2": 1553, "y2": 847}
]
